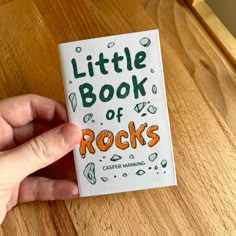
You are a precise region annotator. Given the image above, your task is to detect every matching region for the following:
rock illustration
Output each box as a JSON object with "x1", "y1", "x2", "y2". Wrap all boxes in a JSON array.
[
  {"x1": 68, "y1": 92, "x2": 77, "y2": 112},
  {"x1": 148, "y1": 152, "x2": 158, "y2": 162},
  {"x1": 147, "y1": 105, "x2": 157, "y2": 114},
  {"x1": 83, "y1": 163, "x2": 96, "y2": 185},
  {"x1": 110, "y1": 154, "x2": 122, "y2": 162},
  {"x1": 83, "y1": 113, "x2": 93, "y2": 123},
  {"x1": 134, "y1": 102, "x2": 146, "y2": 113},
  {"x1": 136, "y1": 170, "x2": 145, "y2": 176},
  {"x1": 139, "y1": 37, "x2": 151, "y2": 47}
]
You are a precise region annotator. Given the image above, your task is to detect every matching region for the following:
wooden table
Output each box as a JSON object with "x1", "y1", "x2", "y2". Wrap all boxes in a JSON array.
[{"x1": 0, "y1": 0, "x2": 235, "y2": 235}]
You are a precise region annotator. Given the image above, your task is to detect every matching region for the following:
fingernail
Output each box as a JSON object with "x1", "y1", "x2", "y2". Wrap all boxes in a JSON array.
[
  {"x1": 71, "y1": 186, "x2": 79, "y2": 195},
  {"x1": 60, "y1": 123, "x2": 81, "y2": 147}
]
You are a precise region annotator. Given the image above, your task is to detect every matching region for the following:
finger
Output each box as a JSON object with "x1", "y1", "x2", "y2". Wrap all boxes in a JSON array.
[
  {"x1": 0, "y1": 123, "x2": 81, "y2": 184},
  {"x1": 18, "y1": 177, "x2": 79, "y2": 203},
  {"x1": 32, "y1": 154, "x2": 77, "y2": 180},
  {"x1": 51, "y1": 153, "x2": 76, "y2": 171},
  {"x1": 0, "y1": 94, "x2": 67, "y2": 128},
  {"x1": 13, "y1": 119, "x2": 56, "y2": 145}
]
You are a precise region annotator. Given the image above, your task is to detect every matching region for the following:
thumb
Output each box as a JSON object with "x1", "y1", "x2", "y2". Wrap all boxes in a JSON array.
[{"x1": 0, "y1": 123, "x2": 81, "y2": 184}]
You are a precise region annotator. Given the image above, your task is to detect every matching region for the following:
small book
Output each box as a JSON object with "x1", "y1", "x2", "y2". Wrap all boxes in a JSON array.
[{"x1": 58, "y1": 30, "x2": 177, "y2": 197}]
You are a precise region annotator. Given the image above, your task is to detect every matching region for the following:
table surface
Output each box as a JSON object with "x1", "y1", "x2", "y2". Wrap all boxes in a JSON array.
[{"x1": 0, "y1": 0, "x2": 236, "y2": 235}]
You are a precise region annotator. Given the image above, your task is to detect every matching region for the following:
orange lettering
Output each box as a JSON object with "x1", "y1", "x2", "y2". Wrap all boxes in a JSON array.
[
  {"x1": 80, "y1": 129, "x2": 95, "y2": 157},
  {"x1": 96, "y1": 130, "x2": 114, "y2": 151},
  {"x1": 147, "y1": 125, "x2": 160, "y2": 147},
  {"x1": 129, "y1": 121, "x2": 146, "y2": 148},
  {"x1": 116, "y1": 130, "x2": 129, "y2": 150}
]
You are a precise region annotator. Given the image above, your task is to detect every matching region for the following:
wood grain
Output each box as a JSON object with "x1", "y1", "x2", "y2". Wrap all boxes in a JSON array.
[
  {"x1": 0, "y1": 0, "x2": 13, "y2": 7},
  {"x1": 185, "y1": 0, "x2": 204, "y2": 5},
  {"x1": 139, "y1": 0, "x2": 236, "y2": 135},
  {"x1": 0, "y1": 0, "x2": 236, "y2": 235},
  {"x1": 1, "y1": 202, "x2": 77, "y2": 236}
]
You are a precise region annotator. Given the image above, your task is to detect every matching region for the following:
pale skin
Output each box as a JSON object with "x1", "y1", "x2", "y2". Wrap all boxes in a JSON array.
[{"x1": 0, "y1": 94, "x2": 81, "y2": 224}]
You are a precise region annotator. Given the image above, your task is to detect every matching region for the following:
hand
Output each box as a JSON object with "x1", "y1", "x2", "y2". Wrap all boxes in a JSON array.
[{"x1": 0, "y1": 94, "x2": 81, "y2": 224}]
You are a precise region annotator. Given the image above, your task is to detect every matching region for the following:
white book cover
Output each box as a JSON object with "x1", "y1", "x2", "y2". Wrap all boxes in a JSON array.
[{"x1": 58, "y1": 30, "x2": 177, "y2": 197}]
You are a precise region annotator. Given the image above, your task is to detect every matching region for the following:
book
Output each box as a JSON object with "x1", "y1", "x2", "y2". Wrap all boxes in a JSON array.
[{"x1": 58, "y1": 30, "x2": 177, "y2": 197}]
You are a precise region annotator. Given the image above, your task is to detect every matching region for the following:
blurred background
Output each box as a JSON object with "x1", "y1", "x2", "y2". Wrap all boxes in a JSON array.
[{"x1": 206, "y1": 0, "x2": 236, "y2": 38}]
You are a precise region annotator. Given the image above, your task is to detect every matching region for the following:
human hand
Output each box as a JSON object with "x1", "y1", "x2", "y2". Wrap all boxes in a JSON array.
[{"x1": 0, "y1": 94, "x2": 81, "y2": 224}]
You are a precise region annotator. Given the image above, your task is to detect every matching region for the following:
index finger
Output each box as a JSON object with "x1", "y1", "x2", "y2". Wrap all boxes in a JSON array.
[{"x1": 0, "y1": 94, "x2": 68, "y2": 127}]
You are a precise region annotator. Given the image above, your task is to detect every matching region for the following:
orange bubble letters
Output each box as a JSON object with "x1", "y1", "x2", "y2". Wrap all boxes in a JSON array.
[
  {"x1": 147, "y1": 125, "x2": 160, "y2": 147},
  {"x1": 96, "y1": 130, "x2": 114, "y2": 151},
  {"x1": 80, "y1": 129, "x2": 95, "y2": 158},
  {"x1": 116, "y1": 130, "x2": 129, "y2": 150},
  {"x1": 128, "y1": 121, "x2": 146, "y2": 148},
  {"x1": 79, "y1": 122, "x2": 160, "y2": 157}
]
